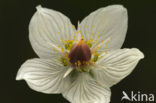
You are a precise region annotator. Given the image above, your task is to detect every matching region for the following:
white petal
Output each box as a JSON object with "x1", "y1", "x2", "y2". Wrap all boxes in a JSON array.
[
  {"x1": 29, "y1": 5, "x2": 76, "y2": 58},
  {"x1": 63, "y1": 73, "x2": 111, "y2": 103},
  {"x1": 92, "y1": 48, "x2": 144, "y2": 87},
  {"x1": 80, "y1": 5, "x2": 128, "y2": 51},
  {"x1": 16, "y1": 58, "x2": 71, "y2": 94}
]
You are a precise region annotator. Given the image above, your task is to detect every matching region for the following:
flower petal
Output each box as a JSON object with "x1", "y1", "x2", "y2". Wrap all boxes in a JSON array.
[
  {"x1": 79, "y1": 5, "x2": 128, "y2": 51},
  {"x1": 16, "y1": 58, "x2": 71, "y2": 94},
  {"x1": 29, "y1": 5, "x2": 76, "y2": 58},
  {"x1": 63, "y1": 72, "x2": 111, "y2": 103},
  {"x1": 92, "y1": 48, "x2": 144, "y2": 87}
]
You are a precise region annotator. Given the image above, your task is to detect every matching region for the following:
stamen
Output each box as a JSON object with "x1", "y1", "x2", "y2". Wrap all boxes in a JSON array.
[
  {"x1": 61, "y1": 48, "x2": 65, "y2": 52},
  {"x1": 73, "y1": 35, "x2": 75, "y2": 40},
  {"x1": 60, "y1": 26, "x2": 63, "y2": 30},
  {"x1": 91, "y1": 33, "x2": 94, "y2": 35},
  {"x1": 96, "y1": 81, "x2": 102, "y2": 87},
  {"x1": 57, "y1": 32, "x2": 60, "y2": 35},
  {"x1": 91, "y1": 37, "x2": 111, "y2": 53},
  {"x1": 63, "y1": 67, "x2": 73, "y2": 78},
  {"x1": 72, "y1": 25, "x2": 75, "y2": 29}
]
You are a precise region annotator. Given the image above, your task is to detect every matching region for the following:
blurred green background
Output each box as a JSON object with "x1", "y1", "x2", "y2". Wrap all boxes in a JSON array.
[{"x1": 1, "y1": 0, "x2": 156, "y2": 103}]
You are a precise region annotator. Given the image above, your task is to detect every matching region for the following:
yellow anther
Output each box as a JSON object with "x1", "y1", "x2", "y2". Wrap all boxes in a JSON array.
[
  {"x1": 86, "y1": 62, "x2": 89, "y2": 65},
  {"x1": 52, "y1": 47, "x2": 56, "y2": 51},
  {"x1": 60, "y1": 26, "x2": 63, "y2": 29},
  {"x1": 81, "y1": 35, "x2": 84, "y2": 38},
  {"x1": 91, "y1": 33, "x2": 94, "y2": 35},
  {"x1": 97, "y1": 36, "x2": 100, "y2": 39},
  {"x1": 92, "y1": 25, "x2": 95, "y2": 28},
  {"x1": 106, "y1": 40, "x2": 109, "y2": 44},
  {"x1": 85, "y1": 39, "x2": 93, "y2": 48},
  {"x1": 61, "y1": 56, "x2": 70, "y2": 66},
  {"x1": 67, "y1": 58, "x2": 70, "y2": 61},
  {"x1": 61, "y1": 48, "x2": 64, "y2": 52},
  {"x1": 58, "y1": 45, "x2": 61, "y2": 48},
  {"x1": 77, "y1": 61, "x2": 81, "y2": 66},
  {"x1": 76, "y1": 31, "x2": 82, "y2": 35},
  {"x1": 97, "y1": 32, "x2": 100, "y2": 34},
  {"x1": 73, "y1": 35, "x2": 75, "y2": 39},
  {"x1": 101, "y1": 41, "x2": 104, "y2": 43},
  {"x1": 65, "y1": 52, "x2": 67, "y2": 56},
  {"x1": 75, "y1": 62, "x2": 77, "y2": 65},
  {"x1": 65, "y1": 53, "x2": 70, "y2": 61},
  {"x1": 52, "y1": 47, "x2": 56, "y2": 50},
  {"x1": 83, "y1": 61, "x2": 89, "y2": 65},
  {"x1": 94, "y1": 40, "x2": 97, "y2": 43},
  {"x1": 96, "y1": 81, "x2": 102, "y2": 87},
  {"x1": 97, "y1": 46, "x2": 100, "y2": 49},
  {"x1": 93, "y1": 51, "x2": 97, "y2": 55},
  {"x1": 97, "y1": 43, "x2": 99, "y2": 46},
  {"x1": 72, "y1": 25, "x2": 75, "y2": 28},
  {"x1": 69, "y1": 43, "x2": 72, "y2": 47},
  {"x1": 64, "y1": 40, "x2": 67, "y2": 43},
  {"x1": 76, "y1": 31, "x2": 79, "y2": 34},
  {"x1": 89, "y1": 39, "x2": 93, "y2": 42},
  {"x1": 64, "y1": 40, "x2": 73, "y2": 50},
  {"x1": 105, "y1": 44, "x2": 108, "y2": 48},
  {"x1": 61, "y1": 39, "x2": 64, "y2": 42},
  {"x1": 57, "y1": 32, "x2": 60, "y2": 35},
  {"x1": 92, "y1": 51, "x2": 99, "y2": 62},
  {"x1": 86, "y1": 40, "x2": 89, "y2": 44},
  {"x1": 91, "y1": 61, "x2": 95, "y2": 64},
  {"x1": 84, "y1": 25, "x2": 87, "y2": 28}
]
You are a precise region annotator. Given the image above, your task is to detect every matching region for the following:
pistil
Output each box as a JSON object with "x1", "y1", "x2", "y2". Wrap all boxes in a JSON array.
[{"x1": 68, "y1": 39, "x2": 91, "y2": 67}]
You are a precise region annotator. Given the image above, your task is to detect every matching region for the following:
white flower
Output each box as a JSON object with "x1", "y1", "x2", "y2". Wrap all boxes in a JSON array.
[{"x1": 16, "y1": 5, "x2": 144, "y2": 103}]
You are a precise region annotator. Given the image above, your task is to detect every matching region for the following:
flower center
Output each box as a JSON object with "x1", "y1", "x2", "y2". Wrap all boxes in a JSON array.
[
  {"x1": 58, "y1": 34, "x2": 101, "y2": 70},
  {"x1": 68, "y1": 39, "x2": 91, "y2": 67}
]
